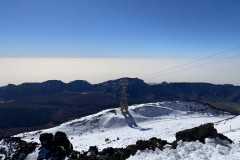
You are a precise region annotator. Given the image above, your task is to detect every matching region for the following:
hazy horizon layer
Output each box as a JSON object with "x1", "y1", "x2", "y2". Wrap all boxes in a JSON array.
[{"x1": 0, "y1": 58, "x2": 240, "y2": 86}]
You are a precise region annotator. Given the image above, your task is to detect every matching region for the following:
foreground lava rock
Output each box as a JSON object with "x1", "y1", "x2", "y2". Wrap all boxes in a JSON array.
[
  {"x1": 1, "y1": 123, "x2": 233, "y2": 160},
  {"x1": 0, "y1": 136, "x2": 37, "y2": 160},
  {"x1": 69, "y1": 123, "x2": 233, "y2": 160},
  {"x1": 69, "y1": 138, "x2": 169, "y2": 160},
  {"x1": 174, "y1": 123, "x2": 232, "y2": 143},
  {"x1": 38, "y1": 131, "x2": 73, "y2": 160}
]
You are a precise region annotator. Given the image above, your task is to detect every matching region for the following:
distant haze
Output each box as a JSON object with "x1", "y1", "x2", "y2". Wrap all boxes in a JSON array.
[{"x1": 0, "y1": 58, "x2": 240, "y2": 86}]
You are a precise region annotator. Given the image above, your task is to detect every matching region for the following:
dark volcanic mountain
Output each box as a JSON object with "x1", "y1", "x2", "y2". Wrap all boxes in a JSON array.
[{"x1": 0, "y1": 78, "x2": 240, "y2": 136}]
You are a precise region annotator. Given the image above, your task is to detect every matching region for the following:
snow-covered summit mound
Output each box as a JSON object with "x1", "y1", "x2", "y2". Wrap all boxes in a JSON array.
[
  {"x1": 15, "y1": 101, "x2": 231, "y2": 152},
  {"x1": 63, "y1": 101, "x2": 225, "y2": 131},
  {"x1": 132, "y1": 101, "x2": 224, "y2": 117}
]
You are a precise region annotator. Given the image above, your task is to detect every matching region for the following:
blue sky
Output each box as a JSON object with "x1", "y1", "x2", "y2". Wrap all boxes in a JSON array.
[{"x1": 0, "y1": 0, "x2": 240, "y2": 58}]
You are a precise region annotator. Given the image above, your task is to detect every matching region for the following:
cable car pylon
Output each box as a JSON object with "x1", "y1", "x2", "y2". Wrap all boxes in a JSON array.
[{"x1": 120, "y1": 79, "x2": 128, "y2": 113}]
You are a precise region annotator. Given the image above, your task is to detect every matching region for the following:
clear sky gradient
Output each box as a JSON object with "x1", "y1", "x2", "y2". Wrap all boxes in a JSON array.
[
  {"x1": 0, "y1": 1, "x2": 240, "y2": 86},
  {"x1": 1, "y1": 0, "x2": 240, "y2": 58}
]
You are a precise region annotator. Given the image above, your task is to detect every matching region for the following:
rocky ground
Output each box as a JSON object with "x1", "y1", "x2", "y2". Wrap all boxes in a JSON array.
[{"x1": 0, "y1": 123, "x2": 233, "y2": 160}]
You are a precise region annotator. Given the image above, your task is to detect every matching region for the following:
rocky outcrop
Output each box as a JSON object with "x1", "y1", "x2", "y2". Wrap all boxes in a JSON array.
[
  {"x1": 175, "y1": 123, "x2": 232, "y2": 143},
  {"x1": 69, "y1": 123, "x2": 233, "y2": 160},
  {"x1": 1, "y1": 123, "x2": 233, "y2": 160},
  {"x1": 69, "y1": 137, "x2": 169, "y2": 160},
  {"x1": 38, "y1": 131, "x2": 73, "y2": 160},
  {"x1": 172, "y1": 123, "x2": 232, "y2": 148},
  {"x1": 0, "y1": 136, "x2": 37, "y2": 160}
]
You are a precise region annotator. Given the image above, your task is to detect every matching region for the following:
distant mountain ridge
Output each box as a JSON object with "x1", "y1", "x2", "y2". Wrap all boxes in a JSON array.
[
  {"x1": 0, "y1": 78, "x2": 240, "y2": 103},
  {"x1": 0, "y1": 80, "x2": 92, "y2": 100},
  {"x1": 1, "y1": 78, "x2": 240, "y2": 103},
  {"x1": 0, "y1": 78, "x2": 240, "y2": 136}
]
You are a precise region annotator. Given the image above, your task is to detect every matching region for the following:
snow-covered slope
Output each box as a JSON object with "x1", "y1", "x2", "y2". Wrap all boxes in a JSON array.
[
  {"x1": 215, "y1": 116, "x2": 240, "y2": 142},
  {"x1": 15, "y1": 101, "x2": 232, "y2": 153},
  {"x1": 127, "y1": 115, "x2": 240, "y2": 160}
]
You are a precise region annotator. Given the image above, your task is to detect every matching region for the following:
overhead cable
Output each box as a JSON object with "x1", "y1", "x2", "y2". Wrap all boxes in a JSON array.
[
  {"x1": 141, "y1": 47, "x2": 240, "y2": 79},
  {"x1": 153, "y1": 53, "x2": 240, "y2": 78}
]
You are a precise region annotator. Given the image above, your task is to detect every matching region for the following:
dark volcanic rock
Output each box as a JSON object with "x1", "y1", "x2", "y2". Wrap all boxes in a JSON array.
[
  {"x1": 70, "y1": 124, "x2": 232, "y2": 160},
  {"x1": 39, "y1": 133, "x2": 53, "y2": 149},
  {"x1": 84, "y1": 146, "x2": 99, "y2": 156},
  {"x1": 74, "y1": 137, "x2": 169, "y2": 160},
  {"x1": 1, "y1": 123, "x2": 234, "y2": 160},
  {"x1": 54, "y1": 131, "x2": 73, "y2": 151},
  {"x1": 173, "y1": 123, "x2": 232, "y2": 148},
  {"x1": 38, "y1": 131, "x2": 73, "y2": 160},
  {"x1": 123, "y1": 137, "x2": 168, "y2": 158},
  {"x1": 69, "y1": 150, "x2": 82, "y2": 159},
  {"x1": 1, "y1": 136, "x2": 38, "y2": 160}
]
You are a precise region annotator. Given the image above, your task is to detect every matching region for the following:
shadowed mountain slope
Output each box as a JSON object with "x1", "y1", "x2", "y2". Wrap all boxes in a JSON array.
[{"x1": 0, "y1": 78, "x2": 240, "y2": 136}]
